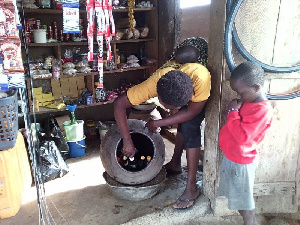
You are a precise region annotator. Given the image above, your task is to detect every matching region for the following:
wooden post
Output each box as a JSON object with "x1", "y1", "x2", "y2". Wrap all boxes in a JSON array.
[{"x1": 203, "y1": 0, "x2": 226, "y2": 209}]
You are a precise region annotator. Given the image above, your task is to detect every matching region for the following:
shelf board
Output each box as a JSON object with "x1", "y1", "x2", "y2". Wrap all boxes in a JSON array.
[
  {"x1": 113, "y1": 7, "x2": 155, "y2": 12},
  {"x1": 23, "y1": 38, "x2": 155, "y2": 47},
  {"x1": 21, "y1": 7, "x2": 155, "y2": 14},
  {"x1": 112, "y1": 38, "x2": 155, "y2": 43},
  {"x1": 32, "y1": 99, "x2": 114, "y2": 115},
  {"x1": 103, "y1": 65, "x2": 154, "y2": 74},
  {"x1": 20, "y1": 9, "x2": 87, "y2": 14},
  {"x1": 28, "y1": 65, "x2": 154, "y2": 80}
]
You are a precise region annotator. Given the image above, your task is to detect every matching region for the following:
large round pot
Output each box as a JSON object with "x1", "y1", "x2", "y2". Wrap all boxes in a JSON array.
[{"x1": 100, "y1": 119, "x2": 165, "y2": 185}]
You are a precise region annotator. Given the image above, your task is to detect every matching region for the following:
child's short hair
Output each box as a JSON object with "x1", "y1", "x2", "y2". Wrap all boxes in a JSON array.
[
  {"x1": 157, "y1": 70, "x2": 193, "y2": 107},
  {"x1": 231, "y1": 61, "x2": 265, "y2": 86}
]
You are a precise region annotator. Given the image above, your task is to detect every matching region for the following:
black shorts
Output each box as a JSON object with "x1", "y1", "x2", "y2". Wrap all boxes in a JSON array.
[{"x1": 177, "y1": 106, "x2": 205, "y2": 148}]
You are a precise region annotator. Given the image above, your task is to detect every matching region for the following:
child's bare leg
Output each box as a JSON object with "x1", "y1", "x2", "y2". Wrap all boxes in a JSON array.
[{"x1": 238, "y1": 210, "x2": 259, "y2": 225}]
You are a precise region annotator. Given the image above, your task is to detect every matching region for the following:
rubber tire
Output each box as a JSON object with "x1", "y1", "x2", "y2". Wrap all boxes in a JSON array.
[{"x1": 100, "y1": 119, "x2": 165, "y2": 185}]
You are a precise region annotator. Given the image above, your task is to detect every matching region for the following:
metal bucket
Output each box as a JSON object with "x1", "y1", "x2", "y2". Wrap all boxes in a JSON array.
[{"x1": 103, "y1": 167, "x2": 166, "y2": 201}]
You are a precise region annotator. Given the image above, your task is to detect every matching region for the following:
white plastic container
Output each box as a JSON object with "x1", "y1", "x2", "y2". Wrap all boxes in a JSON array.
[
  {"x1": 33, "y1": 29, "x2": 47, "y2": 43},
  {"x1": 63, "y1": 120, "x2": 84, "y2": 142}
]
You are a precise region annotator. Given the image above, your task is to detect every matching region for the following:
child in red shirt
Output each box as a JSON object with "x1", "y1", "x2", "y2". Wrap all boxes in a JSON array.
[{"x1": 218, "y1": 62, "x2": 273, "y2": 225}]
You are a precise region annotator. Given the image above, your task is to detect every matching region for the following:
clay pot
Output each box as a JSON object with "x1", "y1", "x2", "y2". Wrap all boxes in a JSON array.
[{"x1": 100, "y1": 119, "x2": 165, "y2": 185}]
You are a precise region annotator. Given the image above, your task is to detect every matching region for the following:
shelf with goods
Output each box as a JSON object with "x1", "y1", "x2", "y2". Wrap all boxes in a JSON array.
[{"x1": 20, "y1": 0, "x2": 158, "y2": 115}]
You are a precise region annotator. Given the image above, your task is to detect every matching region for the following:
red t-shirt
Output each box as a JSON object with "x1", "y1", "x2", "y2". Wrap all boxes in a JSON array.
[{"x1": 219, "y1": 100, "x2": 273, "y2": 164}]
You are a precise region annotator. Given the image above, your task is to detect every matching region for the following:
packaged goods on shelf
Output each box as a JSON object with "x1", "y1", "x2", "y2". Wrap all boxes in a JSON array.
[
  {"x1": 32, "y1": 87, "x2": 43, "y2": 95},
  {"x1": 0, "y1": 39, "x2": 24, "y2": 73},
  {"x1": 45, "y1": 101, "x2": 65, "y2": 109},
  {"x1": 21, "y1": 0, "x2": 158, "y2": 114},
  {"x1": 0, "y1": 3, "x2": 19, "y2": 39}
]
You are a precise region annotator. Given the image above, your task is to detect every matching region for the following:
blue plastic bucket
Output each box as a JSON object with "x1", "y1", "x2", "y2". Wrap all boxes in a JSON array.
[{"x1": 67, "y1": 136, "x2": 86, "y2": 158}]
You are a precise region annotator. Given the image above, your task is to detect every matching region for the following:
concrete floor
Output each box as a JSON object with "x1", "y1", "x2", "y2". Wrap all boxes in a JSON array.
[{"x1": 1, "y1": 136, "x2": 300, "y2": 225}]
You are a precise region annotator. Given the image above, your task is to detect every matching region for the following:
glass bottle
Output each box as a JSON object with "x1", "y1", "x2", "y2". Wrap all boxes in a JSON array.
[
  {"x1": 138, "y1": 155, "x2": 146, "y2": 170},
  {"x1": 52, "y1": 59, "x2": 61, "y2": 79},
  {"x1": 123, "y1": 156, "x2": 128, "y2": 167},
  {"x1": 128, "y1": 157, "x2": 137, "y2": 171},
  {"x1": 146, "y1": 156, "x2": 152, "y2": 166}
]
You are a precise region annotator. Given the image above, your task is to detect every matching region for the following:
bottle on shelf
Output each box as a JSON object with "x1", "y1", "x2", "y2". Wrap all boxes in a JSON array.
[{"x1": 52, "y1": 58, "x2": 61, "y2": 80}]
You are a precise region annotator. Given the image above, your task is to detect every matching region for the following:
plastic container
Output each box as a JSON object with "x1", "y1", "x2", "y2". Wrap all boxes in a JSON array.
[
  {"x1": 67, "y1": 136, "x2": 86, "y2": 158},
  {"x1": 98, "y1": 121, "x2": 116, "y2": 140},
  {"x1": 0, "y1": 89, "x2": 18, "y2": 150},
  {"x1": 63, "y1": 120, "x2": 84, "y2": 142},
  {"x1": 0, "y1": 132, "x2": 32, "y2": 219},
  {"x1": 33, "y1": 29, "x2": 47, "y2": 43}
]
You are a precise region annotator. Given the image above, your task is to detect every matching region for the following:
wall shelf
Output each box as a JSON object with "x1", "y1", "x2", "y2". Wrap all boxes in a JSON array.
[
  {"x1": 21, "y1": 7, "x2": 155, "y2": 14},
  {"x1": 22, "y1": 0, "x2": 158, "y2": 117},
  {"x1": 23, "y1": 38, "x2": 155, "y2": 47},
  {"x1": 31, "y1": 99, "x2": 115, "y2": 115}
]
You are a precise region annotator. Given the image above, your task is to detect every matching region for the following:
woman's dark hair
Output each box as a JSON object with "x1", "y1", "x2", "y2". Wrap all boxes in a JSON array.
[
  {"x1": 231, "y1": 61, "x2": 265, "y2": 86},
  {"x1": 175, "y1": 45, "x2": 200, "y2": 64},
  {"x1": 157, "y1": 70, "x2": 193, "y2": 107}
]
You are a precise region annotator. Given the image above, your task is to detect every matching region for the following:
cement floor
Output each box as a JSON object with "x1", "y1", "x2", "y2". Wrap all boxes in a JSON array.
[{"x1": 1, "y1": 136, "x2": 300, "y2": 225}]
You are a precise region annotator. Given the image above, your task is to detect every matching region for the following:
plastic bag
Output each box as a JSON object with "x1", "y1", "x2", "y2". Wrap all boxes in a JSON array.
[
  {"x1": 37, "y1": 140, "x2": 69, "y2": 182},
  {"x1": 37, "y1": 117, "x2": 70, "y2": 182},
  {"x1": 41, "y1": 117, "x2": 70, "y2": 160}
]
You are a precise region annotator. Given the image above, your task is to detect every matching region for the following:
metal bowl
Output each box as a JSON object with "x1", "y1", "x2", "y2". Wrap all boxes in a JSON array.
[
  {"x1": 132, "y1": 103, "x2": 156, "y2": 111},
  {"x1": 103, "y1": 167, "x2": 166, "y2": 201}
]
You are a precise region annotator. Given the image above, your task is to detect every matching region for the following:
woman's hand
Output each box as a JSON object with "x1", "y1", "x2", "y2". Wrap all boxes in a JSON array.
[
  {"x1": 122, "y1": 138, "x2": 136, "y2": 158},
  {"x1": 145, "y1": 119, "x2": 160, "y2": 133}
]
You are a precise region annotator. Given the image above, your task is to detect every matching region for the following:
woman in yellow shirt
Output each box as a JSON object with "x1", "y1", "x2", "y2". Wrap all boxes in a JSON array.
[{"x1": 114, "y1": 37, "x2": 211, "y2": 210}]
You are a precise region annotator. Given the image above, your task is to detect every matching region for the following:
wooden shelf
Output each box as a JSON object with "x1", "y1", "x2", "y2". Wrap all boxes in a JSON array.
[
  {"x1": 112, "y1": 7, "x2": 155, "y2": 12},
  {"x1": 23, "y1": 38, "x2": 155, "y2": 47},
  {"x1": 20, "y1": 9, "x2": 88, "y2": 14},
  {"x1": 21, "y1": 8, "x2": 155, "y2": 14},
  {"x1": 23, "y1": 0, "x2": 158, "y2": 117},
  {"x1": 102, "y1": 65, "x2": 155, "y2": 74},
  {"x1": 112, "y1": 38, "x2": 155, "y2": 44},
  {"x1": 28, "y1": 65, "x2": 155, "y2": 80},
  {"x1": 32, "y1": 99, "x2": 115, "y2": 115}
]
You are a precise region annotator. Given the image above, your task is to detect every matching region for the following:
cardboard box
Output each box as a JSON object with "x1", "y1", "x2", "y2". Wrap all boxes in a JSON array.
[
  {"x1": 60, "y1": 78, "x2": 69, "y2": 87},
  {"x1": 76, "y1": 77, "x2": 86, "y2": 89},
  {"x1": 68, "y1": 78, "x2": 78, "y2": 87},
  {"x1": 51, "y1": 79, "x2": 61, "y2": 89},
  {"x1": 61, "y1": 89, "x2": 70, "y2": 96}
]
